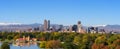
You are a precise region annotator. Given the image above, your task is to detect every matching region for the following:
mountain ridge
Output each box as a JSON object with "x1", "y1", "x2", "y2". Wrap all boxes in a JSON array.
[{"x1": 0, "y1": 23, "x2": 120, "y2": 32}]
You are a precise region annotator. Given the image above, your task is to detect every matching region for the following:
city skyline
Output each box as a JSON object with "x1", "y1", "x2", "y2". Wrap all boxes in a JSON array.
[
  {"x1": 0, "y1": 0, "x2": 120, "y2": 49},
  {"x1": 0, "y1": 0, "x2": 120, "y2": 26}
]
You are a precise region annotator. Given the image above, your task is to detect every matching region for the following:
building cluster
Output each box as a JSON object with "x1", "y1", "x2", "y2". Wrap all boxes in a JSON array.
[
  {"x1": 2, "y1": 19, "x2": 116, "y2": 34},
  {"x1": 14, "y1": 19, "x2": 109, "y2": 34},
  {"x1": 15, "y1": 36, "x2": 37, "y2": 46},
  {"x1": 86, "y1": 27, "x2": 105, "y2": 34},
  {"x1": 28, "y1": 19, "x2": 85, "y2": 33}
]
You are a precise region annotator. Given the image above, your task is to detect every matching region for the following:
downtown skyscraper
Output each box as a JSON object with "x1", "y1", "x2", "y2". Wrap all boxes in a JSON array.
[
  {"x1": 77, "y1": 21, "x2": 82, "y2": 33},
  {"x1": 44, "y1": 19, "x2": 50, "y2": 32}
]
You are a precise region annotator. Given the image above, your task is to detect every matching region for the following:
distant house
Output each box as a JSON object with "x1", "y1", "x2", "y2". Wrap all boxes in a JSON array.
[{"x1": 16, "y1": 36, "x2": 37, "y2": 43}]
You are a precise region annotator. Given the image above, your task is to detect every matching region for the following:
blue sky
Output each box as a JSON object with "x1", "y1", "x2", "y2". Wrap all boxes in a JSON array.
[{"x1": 0, "y1": 0, "x2": 120, "y2": 26}]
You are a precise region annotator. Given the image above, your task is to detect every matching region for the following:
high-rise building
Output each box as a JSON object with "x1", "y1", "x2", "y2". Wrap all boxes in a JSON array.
[
  {"x1": 86, "y1": 27, "x2": 91, "y2": 33},
  {"x1": 77, "y1": 21, "x2": 82, "y2": 33},
  {"x1": 44, "y1": 20, "x2": 51, "y2": 32},
  {"x1": 48, "y1": 20, "x2": 50, "y2": 30},
  {"x1": 69, "y1": 25, "x2": 73, "y2": 32},
  {"x1": 58, "y1": 25, "x2": 63, "y2": 31},
  {"x1": 72, "y1": 25, "x2": 77, "y2": 32},
  {"x1": 44, "y1": 19, "x2": 48, "y2": 32},
  {"x1": 96, "y1": 27, "x2": 99, "y2": 33}
]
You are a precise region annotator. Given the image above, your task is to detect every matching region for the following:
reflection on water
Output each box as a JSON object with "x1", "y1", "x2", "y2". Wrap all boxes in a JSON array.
[
  {"x1": 11, "y1": 41, "x2": 42, "y2": 49},
  {"x1": 13, "y1": 41, "x2": 37, "y2": 47},
  {"x1": 10, "y1": 44, "x2": 40, "y2": 49},
  {"x1": 1, "y1": 41, "x2": 63, "y2": 49},
  {"x1": 0, "y1": 42, "x2": 44, "y2": 49}
]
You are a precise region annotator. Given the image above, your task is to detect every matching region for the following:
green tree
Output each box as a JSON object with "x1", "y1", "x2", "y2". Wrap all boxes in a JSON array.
[
  {"x1": 81, "y1": 35, "x2": 91, "y2": 49},
  {"x1": 107, "y1": 35, "x2": 118, "y2": 45},
  {"x1": 109, "y1": 39, "x2": 120, "y2": 49},
  {"x1": 40, "y1": 41, "x2": 46, "y2": 48},
  {"x1": 13, "y1": 35, "x2": 20, "y2": 40},
  {"x1": 95, "y1": 35, "x2": 107, "y2": 44},
  {"x1": 1, "y1": 42, "x2": 10, "y2": 49},
  {"x1": 73, "y1": 35, "x2": 82, "y2": 45},
  {"x1": 46, "y1": 40, "x2": 61, "y2": 49},
  {"x1": 7, "y1": 35, "x2": 13, "y2": 40},
  {"x1": 63, "y1": 42, "x2": 77, "y2": 49}
]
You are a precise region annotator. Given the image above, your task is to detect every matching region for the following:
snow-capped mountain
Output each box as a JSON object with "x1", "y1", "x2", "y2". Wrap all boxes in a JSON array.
[
  {"x1": 0, "y1": 23, "x2": 120, "y2": 33},
  {"x1": 0, "y1": 23, "x2": 22, "y2": 25},
  {"x1": 84, "y1": 25, "x2": 120, "y2": 33},
  {"x1": 93, "y1": 25, "x2": 107, "y2": 27}
]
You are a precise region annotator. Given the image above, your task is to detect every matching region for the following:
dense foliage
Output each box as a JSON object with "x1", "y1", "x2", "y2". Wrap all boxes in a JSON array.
[
  {"x1": 1, "y1": 42, "x2": 10, "y2": 49},
  {"x1": 0, "y1": 32, "x2": 120, "y2": 49}
]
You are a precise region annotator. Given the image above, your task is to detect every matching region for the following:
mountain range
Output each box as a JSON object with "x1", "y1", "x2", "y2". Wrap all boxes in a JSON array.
[{"x1": 0, "y1": 23, "x2": 120, "y2": 33}]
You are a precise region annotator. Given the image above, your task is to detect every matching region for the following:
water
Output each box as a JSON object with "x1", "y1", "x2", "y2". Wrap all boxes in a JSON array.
[
  {"x1": 1, "y1": 42, "x2": 63, "y2": 49},
  {"x1": 0, "y1": 43, "x2": 44, "y2": 49},
  {"x1": 10, "y1": 44, "x2": 41, "y2": 49}
]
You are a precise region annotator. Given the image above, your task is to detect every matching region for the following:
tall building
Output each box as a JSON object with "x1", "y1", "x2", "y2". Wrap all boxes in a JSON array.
[
  {"x1": 72, "y1": 25, "x2": 77, "y2": 32},
  {"x1": 87, "y1": 27, "x2": 91, "y2": 33},
  {"x1": 44, "y1": 19, "x2": 48, "y2": 32},
  {"x1": 58, "y1": 25, "x2": 63, "y2": 31},
  {"x1": 44, "y1": 20, "x2": 50, "y2": 32},
  {"x1": 96, "y1": 27, "x2": 99, "y2": 33},
  {"x1": 77, "y1": 21, "x2": 82, "y2": 33},
  {"x1": 48, "y1": 20, "x2": 50, "y2": 30},
  {"x1": 69, "y1": 25, "x2": 73, "y2": 32}
]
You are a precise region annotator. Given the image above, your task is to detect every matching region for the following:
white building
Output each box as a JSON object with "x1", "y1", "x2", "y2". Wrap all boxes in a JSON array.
[{"x1": 77, "y1": 21, "x2": 82, "y2": 33}]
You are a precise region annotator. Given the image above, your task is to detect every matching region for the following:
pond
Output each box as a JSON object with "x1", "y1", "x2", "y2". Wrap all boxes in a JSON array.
[
  {"x1": 0, "y1": 42, "x2": 63, "y2": 49},
  {"x1": 10, "y1": 44, "x2": 41, "y2": 49},
  {"x1": 0, "y1": 42, "x2": 44, "y2": 49}
]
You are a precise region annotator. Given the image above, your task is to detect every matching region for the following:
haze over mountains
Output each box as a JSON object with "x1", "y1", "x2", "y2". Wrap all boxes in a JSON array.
[
  {"x1": 0, "y1": 23, "x2": 120, "y2": 33},
  {"x1": 0, "y1": 23, "x2": 41, "y2": 32},
  {"x1": 98, "y1": 25, "x2": 120, "y2": 32},
  {"x1": 0, "y1": 23, "x2": 61, "y2": 32}
]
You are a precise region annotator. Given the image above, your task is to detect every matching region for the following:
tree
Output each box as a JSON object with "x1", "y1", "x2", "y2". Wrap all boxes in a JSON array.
[
  {"x1": 64, "y1": 33, "x2": 76, "y2": 42},
  {"x1": 74, "y1": 34, "x2": 92, "y2": 49},
  {"x1": 46, "y1": 40, "x2": 61, "y2": 49},
  {"x1": 36, "y1": 34, "x2": 41, "y2": 41},
  {"x1": 73, "y1": 35, "x2": 82, "y2": 45},
  {"x1": 1, "y1": 42, "x2": 10, "y2": 49},
  {"x1": 13, "y1": 35, "x2": 20, "y2": 40},
  {"x1": 109, "y1": 39, "x2": 120, "y2": 49},
  {"x1": 107, "y1": 35, "x2": 118, "y2": 45},
  {"x1": 63, "y1": 42, "x2": 77, "y2": 49},
  {"x1": 7, "y1": 35, "x2": 13, "y2": 40},
  {"x1": 95, "y1": 35, "x2": 107, "y2": 44},
  {"x1": 92, "y1": 43, "x2": 109, "y2": 49},
  {"x1": 40, "y1": 41, "x2": 46, "y2": 48},
  {"x1": 115, "y1": 46, "x2": 120, "y2": 49},
  {"x1": 92, "y1": 35, "x2": 109, "y2": 49}
]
